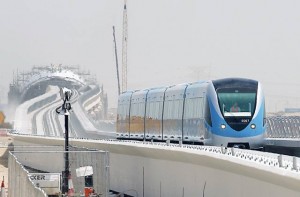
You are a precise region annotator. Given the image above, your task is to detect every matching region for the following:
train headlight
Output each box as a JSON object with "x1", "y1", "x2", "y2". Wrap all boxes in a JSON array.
[
  {"x1": 221, "y1": 124, "x2": 226, "y2": 129},
  {"x1": 250, "y1": 124, "x2": 256, "y2": 129}
]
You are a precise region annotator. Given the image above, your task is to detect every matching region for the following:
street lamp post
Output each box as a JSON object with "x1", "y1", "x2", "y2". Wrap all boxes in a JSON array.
[{"x1": 56, "y1": 87, "x2": 72, "y2": 195}]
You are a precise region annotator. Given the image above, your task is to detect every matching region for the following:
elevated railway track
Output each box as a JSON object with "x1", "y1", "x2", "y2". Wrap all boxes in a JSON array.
[{"x1": 8, "y1": 65, "x2": 300, "y2": 196}]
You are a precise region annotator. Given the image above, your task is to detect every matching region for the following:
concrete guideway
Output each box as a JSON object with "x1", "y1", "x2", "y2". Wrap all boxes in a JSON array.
[
  {"x1": 13, "y1": 84, "x2": 111, "y2": 139},
  {"x1": 11, "y1": 134, "x2": 300, "y2": 197},
  {"x1": 35, "y1": 94, "x2": 61, "y2": 136},
  {"x1": 14, "y1": 86, "x2": 59, "y2": 134},
  {"x1": 81, "y1": 85, "x2": 102, "y2": 112},
  {"x1": 9, "y1": 65, "x2": 110, "y2": 137}
]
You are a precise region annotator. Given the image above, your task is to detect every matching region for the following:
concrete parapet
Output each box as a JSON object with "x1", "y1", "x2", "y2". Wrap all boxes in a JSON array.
[{"x1": 11, "y1": 134, "x2": 300, "y2": 197}]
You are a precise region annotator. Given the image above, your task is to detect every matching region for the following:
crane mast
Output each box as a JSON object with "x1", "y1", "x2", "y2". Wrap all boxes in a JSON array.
[
  {"x1": 113, "y1": 26, "x2": 121, "y2": 95},
  {"x1": 122, "y1": 0, "x2": 128, "y2": 92}
]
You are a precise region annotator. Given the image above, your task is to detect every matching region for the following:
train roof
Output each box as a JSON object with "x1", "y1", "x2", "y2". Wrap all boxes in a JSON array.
[
  {"x1": 212, "y1": 78, "x2": 258, "y2": 90},
  {"x1": 185, "y1": 81, "x2": 210, "y2": 98},
  {"x1": 120, "y1": 78, "x2": 259, "y2": 99}
]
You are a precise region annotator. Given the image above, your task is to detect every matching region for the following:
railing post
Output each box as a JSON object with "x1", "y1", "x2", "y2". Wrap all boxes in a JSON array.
[
  {"x1": 166, "y1": 139, "x2": 170, "y2": 146},
  {"x1": 278, "y1": 155, "x2": 283, "y2": 167},
  {"x1": 179, "y1": 137, "x2": 182, "y2": 147},
  {"x1": 293, "y1": 156, "x2": 298, "y2": 171},
  {"x1": 231, "y1": 147, "x2": 235, "y2": 156}
]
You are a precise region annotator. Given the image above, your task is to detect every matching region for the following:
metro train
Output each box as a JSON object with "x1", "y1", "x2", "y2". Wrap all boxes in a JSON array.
[{"x1": 116, "y1": 78, "x2": 266, "y2": 149}]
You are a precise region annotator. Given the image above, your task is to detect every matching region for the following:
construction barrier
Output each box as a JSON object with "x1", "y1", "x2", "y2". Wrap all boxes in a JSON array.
[
  {"x1": 8, "y1": 146, "x2": 109, "y2": 196},
  {"x1": 8, "y1": 153, "x2": 47, "y2": 197}
]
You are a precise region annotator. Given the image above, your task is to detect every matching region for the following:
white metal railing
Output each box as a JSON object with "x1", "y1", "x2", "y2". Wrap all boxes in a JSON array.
[{"x1": 266, "y1": 116, "x2": 300, "y2": 138}]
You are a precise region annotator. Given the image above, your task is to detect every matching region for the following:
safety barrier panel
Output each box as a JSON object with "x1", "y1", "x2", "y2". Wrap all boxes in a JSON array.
[
  {"x1": 8, "y1": 152, "x2": 47, "y2": 197},
  {"x1": 8, "y1": 145, "x2": 110, "y2": 197}
]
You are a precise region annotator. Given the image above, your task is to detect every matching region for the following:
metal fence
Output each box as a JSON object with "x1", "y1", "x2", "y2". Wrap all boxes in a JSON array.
[{"x1": 266, "y1": 116, "x2": 300, "y2": 138}]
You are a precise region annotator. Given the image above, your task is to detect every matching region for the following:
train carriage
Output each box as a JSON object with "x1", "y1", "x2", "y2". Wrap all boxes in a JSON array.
[
  {"x1": 183, "y1": 81, "x2": 208, "y2": 143},
  {"x1": 162, "y1": 83, "x2": 188, "y2": 141},
  {"x1": 116, "y1": 91, "x2": 134, "y2": 139},
  {"x1": 145, "y1": 87, "x2": 167, "y2": 140},
  {"x1": 117, "y1": 78, "x2": 266, "y2": 149},
  {"x1": 129, "y1": 89, "x2": 149, "y2": 139}
]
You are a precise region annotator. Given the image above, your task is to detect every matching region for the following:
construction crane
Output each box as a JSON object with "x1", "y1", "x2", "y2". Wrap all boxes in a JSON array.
[{"x1": 122, "y1": 0, "x2": 128, "y2": 92}]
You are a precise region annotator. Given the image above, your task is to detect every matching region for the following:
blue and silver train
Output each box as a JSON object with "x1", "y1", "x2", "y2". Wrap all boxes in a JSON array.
[{"x1": 116, "y1": 78, "x2": 266, "y2": 149}]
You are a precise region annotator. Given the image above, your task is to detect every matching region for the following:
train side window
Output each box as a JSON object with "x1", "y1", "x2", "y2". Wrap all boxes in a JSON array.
[
  {"x1": 146, "y1": 101, "x2": 162, "y2": 119},
  {"x1": 164, "y1": 100, "x2": 171, "y2": 119},
  {"x1": 205, "y1": 99, "x2": 212, "y2": 127},
  {"x1": 184, "y1": 97, "x2": 203, "y2": 119},
  {"x1": 173, "y1": 99, "x2": 183, "y2": 119},
  {"x1": 117, "y1": 103, "x2": 128, "y2": 120}
]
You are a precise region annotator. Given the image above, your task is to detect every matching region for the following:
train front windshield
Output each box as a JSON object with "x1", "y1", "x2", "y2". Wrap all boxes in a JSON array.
[{"x1": 217, "y1": 88, "x2": 257, "y2": 117}]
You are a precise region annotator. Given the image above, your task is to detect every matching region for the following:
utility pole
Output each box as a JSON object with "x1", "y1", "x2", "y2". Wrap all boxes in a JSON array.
[
  {"x1": 56, "y1": 87, "x2": 72, "y2": 195},
  {"x1": 122, "y1": 0, "x2": 128, "y2": 92},
  {"x1": 113, "y1": 26, "x2": 121, "y2": 95}
]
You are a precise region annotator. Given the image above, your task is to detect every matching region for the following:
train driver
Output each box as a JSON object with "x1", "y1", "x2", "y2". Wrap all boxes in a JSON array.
[{"x1": 230, "y1": 102, "x2": 241, "y2": 112}]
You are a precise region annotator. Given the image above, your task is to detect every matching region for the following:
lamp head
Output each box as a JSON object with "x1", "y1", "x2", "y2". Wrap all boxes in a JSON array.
[{"x1": 60, "y1": 87, "x2": 72, "y2": 101}]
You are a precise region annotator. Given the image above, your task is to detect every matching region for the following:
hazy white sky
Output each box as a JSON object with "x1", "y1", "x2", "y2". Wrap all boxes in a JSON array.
[{"x1": 0, "y1": 0, "x2": 300, "y2": 112}]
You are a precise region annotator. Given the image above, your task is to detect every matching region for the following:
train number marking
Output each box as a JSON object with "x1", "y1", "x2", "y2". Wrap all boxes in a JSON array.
[{"x1": 241, "y1": 119, "x2": 249, "y2": 123}]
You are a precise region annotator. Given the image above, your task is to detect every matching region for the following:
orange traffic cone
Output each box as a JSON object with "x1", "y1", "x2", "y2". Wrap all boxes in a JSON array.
[
  {"x1": 0, "y1": 179, "x2": 6, "y2": 197},
  {"x1": 67, "y1": 174, "x2": 75, "y2": 197}
]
